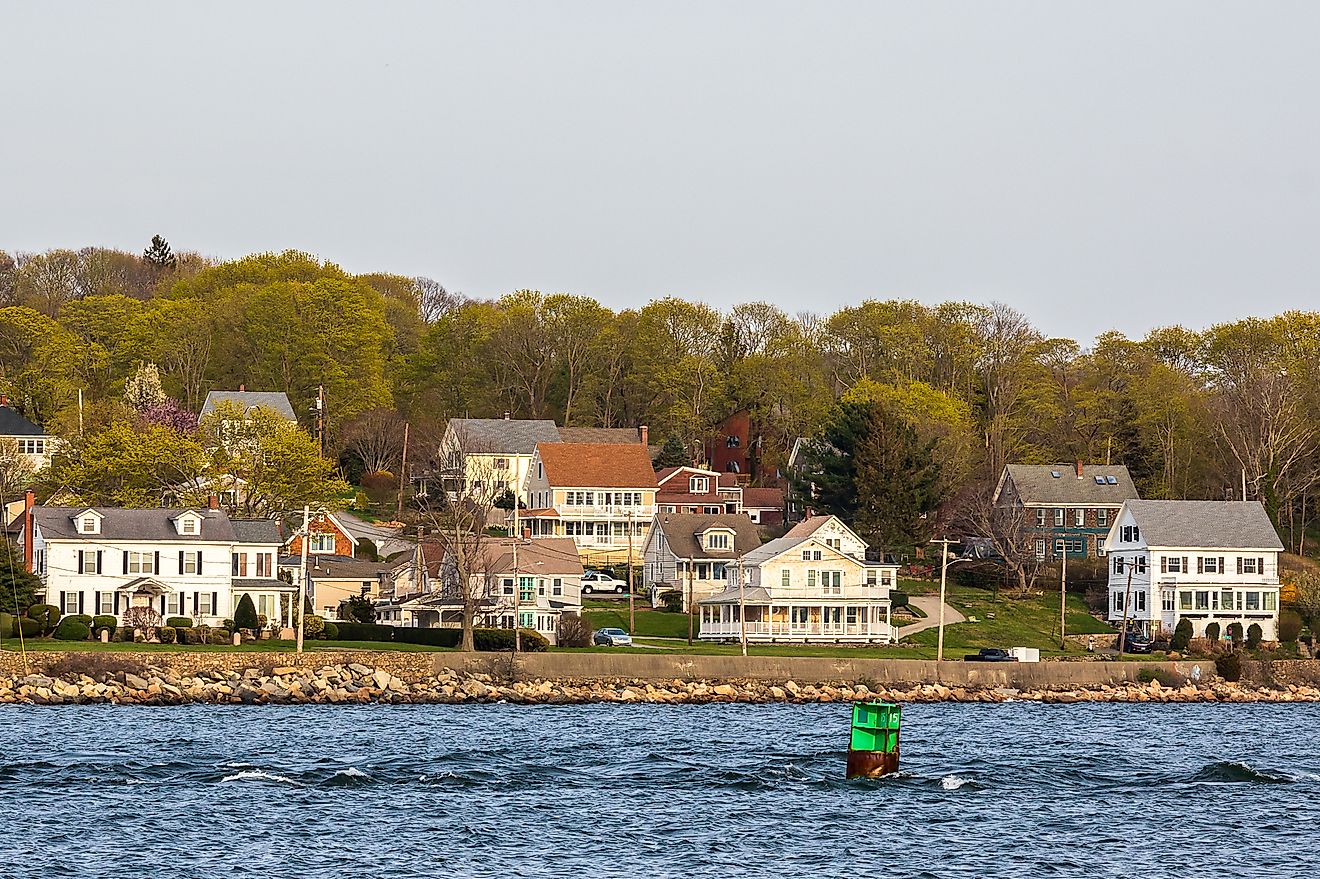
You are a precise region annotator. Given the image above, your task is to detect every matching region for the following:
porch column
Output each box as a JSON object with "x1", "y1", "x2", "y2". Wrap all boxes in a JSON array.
[{"x1": 885, "y1": 603, "x2": 891, "y2": 639}]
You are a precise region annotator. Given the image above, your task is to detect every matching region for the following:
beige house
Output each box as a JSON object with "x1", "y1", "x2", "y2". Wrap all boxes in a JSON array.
[
  {"x1": 439, "y1": 417, "x2": 562, "y2": 506},
  {"x1": 642, "y1": 512, "x2": 761, "y2": 610},
  {"x1": 699, "y1": 515, "x2": 897, "y2": 644}
]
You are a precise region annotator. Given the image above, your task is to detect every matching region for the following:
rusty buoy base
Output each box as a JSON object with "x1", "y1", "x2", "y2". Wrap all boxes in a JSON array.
[{"x1": 846, "y1": 748, "x2": 900, "y2": 779}]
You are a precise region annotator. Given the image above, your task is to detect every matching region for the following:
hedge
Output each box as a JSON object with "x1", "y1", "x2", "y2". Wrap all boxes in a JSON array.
[
  {"x1": 159, "y1": 626, "x2": 177, "y2": 644},
  {"x1": 322, "y1": 621, "x2": 339, "y2": 640},
  {"x1": 166, "y1": 617, "x2": 194, "y2": 628},
  {"x1": 393, "y1": 627, "x2": 461, "y2": 648},
  {"x1": 329, "y1": 622, "x2": 396, "y2": 642},
  {"x1": 0, "y1": 612, "x2": 12, "y2": 637},
  {"x1": 474, "y1": 628, "x2": 549, "y2": 652},
  {"x1": 26, "y1": 604, "x2": 61, "y2": 635},
  {"x1": 15, "y1": 618, "x2": 41, "y2": 638},
  {"x1": 53, "y1": 619, "x2": 91, "y2": 641}
]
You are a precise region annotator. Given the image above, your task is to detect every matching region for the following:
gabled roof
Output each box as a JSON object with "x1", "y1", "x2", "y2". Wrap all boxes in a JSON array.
[
  {"x1": 652, "y1": 513, "x2": 761, "y2": 560},
  {"x1": 699, "y1": 585, "x2": 772, "y2": 604},
  {"x1": 535, "y1": 443, "x2": 658, "y2": 489},
  {"x1": 201, "y1": 390, "x2": 297, "y2": 421},
  {"x1": 741, "y1": 487, "x2": 785, "y2": 509},
  {"x1": 656, "y1": 465, "x2": 720, "y2": 487},
  {"x1": 1121, "y1": 500, "x2": 1283, "y2": 551},
  {"x1": 477, "y1": 537, "x2": 584, "y2": 576},
  {"x1": 0, "y1": 405, "x2": 44, "y2": 437},
  {"x1": 557, "y1": 426, "x2": 642, "y2": 444},
  {"x1": 447, "y1": 418, "x2": 562, "y2": 456},
  {"x1": 1000, "y1": 463, "x2": 1138, "y2": 506},
  {"x1": 231, "y1": 519, "x2": 283, "y2": 545},
  {"x1": 33, "y1": 507, "x2": 238, "y2": 541},
  {"x1": 741, "y1": 535, "x2": 810, "y2": 567},
  {"x1": 784, "y1": 515, "x2": 832, "y2": 539}
]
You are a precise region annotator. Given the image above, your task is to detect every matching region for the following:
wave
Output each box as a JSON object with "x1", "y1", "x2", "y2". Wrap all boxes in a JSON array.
[
  {"x1": 321, "y1": 767, "x2": 372, "y2": 787},
  {"x1": 221, "y1": 769, "x2": 304, "y2": 786},
  {"x1": 1190, "y1": 761, "x2": 1295, "y2": 785}
]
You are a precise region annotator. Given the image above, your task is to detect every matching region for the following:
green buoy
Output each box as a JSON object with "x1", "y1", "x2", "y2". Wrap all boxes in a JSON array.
[{"x1": 847, "y1": 701, "x2": 901, "y2": 778}]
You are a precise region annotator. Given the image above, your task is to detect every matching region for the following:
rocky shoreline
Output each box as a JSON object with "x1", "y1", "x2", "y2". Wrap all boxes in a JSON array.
[{"x1": 3, "y1": 662, "x2": 1320, "y2": 705}]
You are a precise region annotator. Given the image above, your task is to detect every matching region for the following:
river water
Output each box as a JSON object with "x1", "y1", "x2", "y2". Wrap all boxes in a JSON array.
[{"x1": 0, "y1": 702, "x2": 1313, "y2": 878}]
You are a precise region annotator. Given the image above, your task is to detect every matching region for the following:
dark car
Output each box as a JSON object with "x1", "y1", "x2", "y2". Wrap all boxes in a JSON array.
[
  {"x1": 963, "y1": 647, "x2": 1018, "y2": 662},
  {"x1": 1120, "y1": 631, "x2": 1153, "y2": 654}
]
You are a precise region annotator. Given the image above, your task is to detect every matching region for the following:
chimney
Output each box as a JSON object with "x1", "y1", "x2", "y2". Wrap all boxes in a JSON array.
[
  {"x1": 22, "y1": 489, "x2": 34, "y2": 572},
  {"x1": 522, "y1": 526, "x2": 531, "y2": 540},
  {"x1": 1075, "y1": 460, "x2": 1083, "y2": 479},
  {"x1": 238, "y1": 383, "x2": 246, "y2": 392},
  {"x1": 640, "y1": 425, "x2": 649, "y2": 447},
  {"x1": 504, "y1": 412, "x2": 511, "y2": 420},
  {"x1": 0, "y1": 394, "x2": 8, "y2": 407},
  {"x1": 208, "y1": 494, "x2": 219, "y2": 510}
]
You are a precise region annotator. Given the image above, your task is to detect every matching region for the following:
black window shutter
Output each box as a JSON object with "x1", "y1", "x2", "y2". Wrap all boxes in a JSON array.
[
  {"x1": 1182, "y1": 557, "x2": 1188, "y2": 573},
  {"x1": 122, "y1": 550, "x2": 129, "y2": 574},
  {"x1": 114, "y1": 592, "x2": 121, "y2": 615},
  {"x1": 96, "y1": 551, "x2": 103, "y2": 574},
  {"x1": 154, "y1": 551, "x2": 160, "y2": 575},
  {"x1": 1197, "y1": 557, "x2": 1203, "y2": 574},
  {"x1": 78, "y1": 593, "x2": 84, "y2": 614},
  {"x1": 58, "y1": 590, "x2": 65, "y2": 612},
  {"x1": 179, "y1": 551, "x2": 185, "y2": 574},
  {"x1": 1160, "y1": 556, "x2": 1167, "y2": 574},
  {"x1": 1237, "y1": 557, "x2": 1243, "y2": 575},
  {"x1": 159, "y1": 595, "x2": 165, "y2": 614},
  {"x1": 1259, "y1": 557, "x2": 1265, "y2": 574},
  {"x1": 211, "y1": 592, "x2": 218, "y2": 616},
  {"x1": 197, "y1": 553, "x2": 202, "y2": 575},
  {"x1": 1219, "y1": 557, "x2": 1224, "y2": 573},
  {"x1": 77, "y1": 550, "x2": 84, "y2": 573},
  {"x1": 94, "y1": 591, "x2": 101, "y2": 614}
]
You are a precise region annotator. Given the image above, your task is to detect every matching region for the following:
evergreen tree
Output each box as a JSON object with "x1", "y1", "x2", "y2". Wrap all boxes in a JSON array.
[
  {"x1": 792, "y1": 399, "x2": 941, "y2": 556},
  {"x1": 143, "y1": 235, "x2": 177, "y2": 268},
  {"x1": 0, "y1": 541, "x2": 40, "y2": 614},
  {"x1": 654, "y1": 433, "x2": 690, "y2": 469},
  {"x1": 233, "y1": 593, "x2": 259, "y2": 631}
]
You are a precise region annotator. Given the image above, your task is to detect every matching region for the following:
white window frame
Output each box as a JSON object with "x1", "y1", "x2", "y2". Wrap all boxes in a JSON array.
[
  {"x1": 127, "y1": 551, "x2": 154, "y2": 575},
  {"x1": 99, "y1": 592, "x2": 114, "y2": 615},
  {"x1": 1073, "y1": 508, "x2": 1084, "y2": 527},
  {"x1": 308, "y1": 533, "x2": 335, "y2": 554}
]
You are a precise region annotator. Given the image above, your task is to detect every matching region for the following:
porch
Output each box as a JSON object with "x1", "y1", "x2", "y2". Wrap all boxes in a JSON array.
[{"x1": 698, "y1": 601, "x2": 894, "y2": 644}]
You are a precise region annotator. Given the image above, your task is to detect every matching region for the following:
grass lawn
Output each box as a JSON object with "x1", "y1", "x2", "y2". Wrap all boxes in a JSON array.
[
  {"x1": 900, "y1": 583, "x2": 1114, "y2": 657},
  {"x1": 0, "y1": 638, "x2": 457, "y2": 654},
  {"x1": 582, "y1": 607, "x2": 695, "y2": 639}
]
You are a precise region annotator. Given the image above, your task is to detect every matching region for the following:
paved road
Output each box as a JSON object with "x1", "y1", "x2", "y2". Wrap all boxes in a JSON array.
[{"x1": 896, "y1": 595, "x2": 966, "y2": 639}]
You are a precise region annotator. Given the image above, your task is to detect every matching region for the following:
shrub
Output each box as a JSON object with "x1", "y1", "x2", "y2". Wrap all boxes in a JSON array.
[
  {"x1": 556, "y1": 613, "x2": 593, "y2": 648},
  {"x1": 175, "y1": 626, "x2": 195, "y2": 644},
  {"x1": 1136, "y1": 666, "x2": 1187, "y2": 687},
  {"x1": 1227, "y1": 622, "x2": 1243, "y2": 646},
  {"x1": 1171, "y1": 618, "x2": 1194, "y2": 651},
  {"x1": 393, "y1": 627, "x2": 461, "y2": 647},
  {"x1": 69, "y1": 614, "x2": 93, "y2": 627},
  {"x1": 92, "y1": 615, "x2": 117, "y2": 638},
  {"x1": 474, "y1": 628, "x2": 549, "y2": 652},
  {"x1": 26, "y1": 604, "x2": 61, "y2": 635},
  {"x1": 322, "y1": 621, "x2": 339, "y2": 640},
  {"x1": 889, "y1": 590, "x2": 910, "y2": 610},
  {"x1": 330, "y1": 622, "x2": 394, "y2": 642},
  {"x1": 1248, "y1": 623, "x2": 1263, "y2": 649},
  {"x1": 0, "y1": 611, "x2": 12, "y2": 637},
  {"x1": 1280, "y1": 610, "x2": 1302, "y2": 643},
  {"x1": 204, "y1": 628, "x2": 232, "y2": 645},
  {"x1": 342, "y1": 595, "x2": 376, "y2": 624},
  {"x1": 158, "y1": 625, "x2": 176, "y2": 644},
  {"x1": 15, "y1": 618, "x2": 41, "y2": 638},
  {"x1": 302, "y1": 614, "x2": 326, "y2": 638},
  {"x1": 1216, "y1": 652, "x2": 1243, "y2": 682},
  {"x1": 1204, "y1": 622, "x2": 1221, "y2": 644},
  {"x1": 222, "y1": 619, "x2": 235, "y2": 631},
  {"x1": 52, "y1": 618, "x2": 91, "y2": 641},
  {"x1": 233, "y1": 594, "x2": 259, "y2": 632},
  {"x1": 166, "y1": 617, "x2": 194, "y2": 628},
  {"x1": 658, "y1": 589, "x2": 683, "y2": 613}
]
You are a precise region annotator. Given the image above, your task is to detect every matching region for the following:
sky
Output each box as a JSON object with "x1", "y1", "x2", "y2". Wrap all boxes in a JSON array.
[{"x1": 2, "y1": 1, "x2": 1318, "y2": 342}]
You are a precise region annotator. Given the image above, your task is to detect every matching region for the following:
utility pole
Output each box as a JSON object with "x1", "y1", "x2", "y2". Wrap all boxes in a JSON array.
[
  {"x1": 627, "y1": 509, "x2": 635, "y2": 636},
  {"x1": 1060, "y1": 542, "x2": 1068, "y2": 650},
  {"x1": 314, "y1": 384, "x2": 326, "y2": 456},
  {"x1": 686, "y1": 561, "x2": 694, "y2": 646},
  {"x1": 737, "y1": 552, "x2": 747, "y2": 657},
  {"x1": 396, "y1": 421, "x2": 410, "y2": 521},
  {"x1": 512, "y1": 501, "x2": 520, "y2": 655},
  {"x1": 77, "y1": 388, "x2": 84, "y2": 437},
  {"x1": 933, "y1": 537, "x2": 953, "y2": 662},
  {"x1": 1118, "y1": 569, "x2": 1134, "y2": 654},
  {"x1": 296, "y1": 506, "x2": 309, "y2": 655}
]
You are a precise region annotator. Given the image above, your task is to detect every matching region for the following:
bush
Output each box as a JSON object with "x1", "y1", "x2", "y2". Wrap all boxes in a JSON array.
[
  {"x1": 175, "y1": 626, "x2": 195, "y2": 644},
  {"x1": 393, "y1": 627, "x2": 461, "y2": 647},
  {"x1": 658, "y1": 589, "x2": 683, "y2": 613},
  {"x1": 889, "y1": 590, "x2": 910, "y2": 610},
  {"x1": 44, "y1": 653, "x2": 146, "y2": 681},
  {"x1": 322, "y1": 621, "x2": 339, "y2": 640},
  {"x1": 69, "y1": 614, "x2": 93, "y2": 627},
  {"x1": 556, "y1": 613, "x2": 593, "y2": 648},
  {"x1": 1216, "y1": 652, "x2": 1243, "y2": 682},
  {"x1": 474, "y1": 628, "x2": 549, "y2": 652},
  {"x1": 52, "y1": 618, "x2": 91, "y2": 641},
  {"x1": 15, "y1": 617, "x2": 41, "y2": 638},
  {"x1": 159, "y1": 625, "x2": 176, "y2": 644},
  {"x1": 233, "y1": 594, "x2": 259, "y2": 632},
  {"x1": 330, "y1": 622, "x2": 395, "y2": 642},
  {"x1": 1204, "y1": 622, "x2": 1221, "y2": 644},
  {"x1": 92, "y1": 615, "x2": 117, "y2": 637},
  {"x1": 1227, "y1": 622, "x2": 1243, "y2": 646},
  {"x1": 26, "y1": 604, "x2": 61, "y2": 635},
  {"x1": 222, "y1": 619, "x2": 235, "y2": 631},
  {"x1": 342, "y1": 595, "x2": 376, "y2": 624},
  {"x1": 201, "y1": 627, "x2": 231, "y2": 645},
  {"x1": 1248, "y1": 623, "x2": 1263, "y2": 649},
  {"x1": 1136, "y1": 666, "x2": 1186, "y2": 687},
  {"x1": 0, "y1": 611, "x2": 12, "y2": 637},
  {"x1": 302, "y1": 614, "x2": 326, "y2": 638},
  {"x1": 166, "y1": 617, "x2": 194, "y2": 628},
  {"x1": 1280, "y1": 609, "x2": 1302, "y2": 643},
  {"x1": 1171, "y1": 618, "x2": 1194, "y2": 652}
]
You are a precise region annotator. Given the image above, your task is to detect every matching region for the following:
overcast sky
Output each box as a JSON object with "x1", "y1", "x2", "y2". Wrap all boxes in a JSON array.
[{"x1": 3, "y1": 2, "x2": 1317, "y2": 342}]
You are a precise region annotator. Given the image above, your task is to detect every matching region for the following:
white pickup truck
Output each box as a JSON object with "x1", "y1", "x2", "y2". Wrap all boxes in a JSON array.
[{"x1": 580, "y1": 571, "x2": 628, "y2": 594}]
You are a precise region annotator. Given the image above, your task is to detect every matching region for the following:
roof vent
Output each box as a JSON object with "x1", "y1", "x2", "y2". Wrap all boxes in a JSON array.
[
  {"x1": 1106, "y1": 476, "x2": 1118, "y2": 485},
  {"x1": 1094, "y1": 476, "x2": 1105, "y2": 484},
  {"x1": 1050, "y1": 470, "x2": 1061, "y2": 479}
]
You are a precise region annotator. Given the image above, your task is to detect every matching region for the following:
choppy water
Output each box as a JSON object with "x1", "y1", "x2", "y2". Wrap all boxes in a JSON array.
[{"x1": 1, "y1": 703, "x2": 1315, "y2": 878}]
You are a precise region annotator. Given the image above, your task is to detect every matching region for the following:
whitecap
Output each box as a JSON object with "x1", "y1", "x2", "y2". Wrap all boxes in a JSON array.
[
  {"x1": 221, "y1": 769, "x2": 303, "y2": 786},
  {"x1": 334, "y1": 767, "x2": 369, "y2": 778},
  {"x1": 940, "y1": 775, "x2": 970, "y2": 790}
]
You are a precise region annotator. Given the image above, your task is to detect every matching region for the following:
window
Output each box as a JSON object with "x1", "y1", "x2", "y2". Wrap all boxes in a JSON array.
[
  {"x1": 1121, "y1": 525, "x2": 1140, "y2": 542},
  {"x1": 1113, "y1": 592, "x2": 1123, "y2": 612},
  {"x1": 1113, "y1": 555, "x2": 1126, "y2": 574},
  {"x1": 1179, "y1": 591, "x2": 1192, "y2": 611},
  {"x1": 81, "y1": 517, "x2": 97, "y2": 534},
  {"x1": 1097, "y1": 508, "x2": 1109, "y2": 527},
  {"x1": 1246, "y1": 592, "x2": 1260, "y2": 611},
  {"x1": 866, "y1": 570, "x2": 877, "y2": 587},
  {"x1": 80, "y1": 551, "x2": 97, "y2": 574},
  {"x1": 308, "y1": 533, "x2": 335, "y2": 554},
  {"x1": 1221, "y1": 589, "x2": 1234, "y2": 612},
  {"x1": 552, "y1": 578, "x2": 563, "y2": 596},
  {"x1": 519, "y1": 576, "x2": 534, "y2": 602},
  {"x1": 198, "y1": 593, "x2": 214, "y2": 615},
  {"x1": 781, "y1": 569, "x2": 791, "y2": 587},
  {"x1": 63, "y1": 592, "x2": 79, "y2": 615},
  {"x1": 1096, "y1": 538, "x2": 1106, "y2": 556},
  {"x1": 1054, "y1": 508, "x2": 1065, "y2": 527},
  {"x1": 1073, "y1": 508, "x2": 1085, "y2": 527},
  {"x1": 1194, "y1": 591, "x2": 1210, "y2": 611},
  {"x1": 1162, "y1": 556, "x2": 1187, "y2": 574},
  {"x1": 1239, "y1": 557, "x2": 1262, "y2": 575},
  {"x1": 126, "y1": 552, "x2": 154, "y2": 575},
  {"x1": 690, "y1": 476, "x2": 709, "y2": 493},
  {"x1": 801, "y1": 550, "x2": 811, "y2": 561},
  {"x1": 256, "y1": 553, "x2": 272, "y2": 577},
  {"x1": 99, "y1": 592, "x2": 114, "y2": 615},
  {"x1": 807, "y1": 570, "x2": 817, "y2": 588},
  {"x1": 1264, "y1": 592, "x2": 1277, "y2": 611},
  {"x1": 494, "y1": 457, "x2": 508, "y2": 470},
  {"x1": 706, "y1": 532, "x2": 730, "y2": 550},
  {"x1": 1134, "y1": 556, "x2": 1147, "y2": 574},
  {"x1": 1035, "y1": 509, "x2": 1047, "y2": 527},
  {"x1": 502, "y1": 578, "x2": 514, "y2": 596},
  {"x1": 1199, "y1": 557, "x2": 1224, "y2": 574},
  {"x1": 726, "y1": 435, "x2": 741, "y2": 448},
  {"x1": 1034, "y1": 539, "x2": 1046, "y2": 560},
  {"x1": 17, "y1": 438, "x2": 45, "y2": 455},
  {"x1": 181, "y1": 518, "x2": 197, "y2": 534},
  {"x1": 182, "y1": 551, "x2": 199, "y2": 574},
  {"x1": 167, "y1": 592, "x2": 180, "y2": 615},
  {"x1": 823, "y1": 571, "x2": 842, "y2": 595},
  {"x1": 1136, "y1": 591, "x2": 1146, "y2": 612},
  {"x1": 231, "y1": 553, "x2": 248, "y2": 577},
  {"x1": 1162, "y1": 591, "x2": 1174, "y2": 611}
]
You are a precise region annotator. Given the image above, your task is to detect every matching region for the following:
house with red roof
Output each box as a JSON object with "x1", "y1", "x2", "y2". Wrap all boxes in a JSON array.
[
  {"x1": 655, "y1": 466, "x2": 740, "y2": 516},
  {"x1": 520, "y1": 442, "x2": 659, "y2": 566}
]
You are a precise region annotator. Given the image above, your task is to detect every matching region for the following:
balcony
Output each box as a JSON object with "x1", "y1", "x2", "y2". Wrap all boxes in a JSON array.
[{"x1": 701, "y1": 620, "x2": 893, "y2": 642}]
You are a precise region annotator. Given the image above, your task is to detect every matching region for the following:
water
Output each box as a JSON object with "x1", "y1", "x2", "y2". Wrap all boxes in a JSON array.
[{"x1": 1, "y1": 702, "x2": 1315, "y2": 878}]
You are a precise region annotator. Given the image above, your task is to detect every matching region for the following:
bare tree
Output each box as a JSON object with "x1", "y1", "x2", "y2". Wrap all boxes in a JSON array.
[
  {"x1": 413, "y1": 276, "x2": 465, "y2": 322},
  {"x1": 973, "y1": 302, "x2": 1042, "y2": 479},
  {"x1": 964, "y1": 485, "x2": 1044, "y2": 594},
  {"x1": 341, "y1": 408, "x2": 407, "y2": 474}
]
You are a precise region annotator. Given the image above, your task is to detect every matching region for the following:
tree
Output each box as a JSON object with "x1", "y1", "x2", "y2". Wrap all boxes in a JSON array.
[
  {"x1": 143, "y1": 235, "x2": 177, "y2": 268},
  {"x1": 0, "y1": 541, "x2": 40, "y2": 614},
  {"x1": 340, "y1": 408, "x2": 406, "y2": 475},
  {"x1": 233, "y1": 593, "x2": 259, "y2": 631},
  {"x1": 41, "y1": 420, "x2": 207, "y2": 507},
  {"x1": 1292, "y1": 570, "x2": 1320, "y2": 637},
  {"x1": 654, "y1": 434, "x2": 690, "y2": 469},
  {"x1": 965, "y1": 485, "x2": 1043, "y2": 594},
  {"x1": 123, "y1": 362, "x2": 167, "y2": 411},
  {"x1": 413, "y1": 276, "x2": 465, "y2": 323},
  {"x1": 342, "y1": 595, "x2": 376, "y2": 624},
  {"x1": 0, "y1": 440, "x2": 35, "y2": 499}
]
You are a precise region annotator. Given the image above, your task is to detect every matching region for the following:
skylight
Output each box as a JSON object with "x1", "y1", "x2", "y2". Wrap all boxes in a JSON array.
[
  {"x1": 1106, "y1": 476, "x2": 1118, "y2": 485},
  {"x1": 1050, "y1": 470, "x2": 1061, "y2": 479},
  {"x1": 1094, "y1": 476, "x2": 1105, "y2": 484}
]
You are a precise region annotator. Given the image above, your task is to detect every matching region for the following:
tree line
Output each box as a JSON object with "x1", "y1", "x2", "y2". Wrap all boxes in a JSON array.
[{"x1": 1, "y1": 242, "x2": 1317, "y2": 550}]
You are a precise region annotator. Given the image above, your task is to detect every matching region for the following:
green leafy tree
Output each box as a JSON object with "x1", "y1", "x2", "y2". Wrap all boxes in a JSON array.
[
  {"x1": 143, "y1": 235, "x2": 177, "y2": 268},
  {"x1": 342, "y1": 595, "x2": 376, "y2": 624},
  {"x1": 0, "y1": 541, "x2": 41, "y2": 614},
  {"x1": 41, "y1": 420, "x2": 206, "y2": 507},
  {"x1": 232, "y1": 593, "x2": 259, "y2": 631},
  {"x1": 654, "y1": 434, "x2": 690, "y2": 469}
]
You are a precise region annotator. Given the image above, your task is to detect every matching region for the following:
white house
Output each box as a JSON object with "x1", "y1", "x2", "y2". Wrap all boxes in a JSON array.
[
  {"x1": 698, "y1": 515, "x2": 897, "y2": 644},
  {"x1": 1104, "y1": 500, "x2": 1284, "y2": 641},
  {"x1": 17, "y1": 496, "x2": 291, "y2": 629},
  {"x1": 0, "y1": 396, "x2": 57, "y2": 471},
  {"x1": 643, "y1": 512, "x2": 762, "y2": 609},
  {"x1": 439, "y1": 417, "x2": 562, "y2": 506},
  {"x1": 520, "y1": 442, "x2": 658, "y2": 566}
]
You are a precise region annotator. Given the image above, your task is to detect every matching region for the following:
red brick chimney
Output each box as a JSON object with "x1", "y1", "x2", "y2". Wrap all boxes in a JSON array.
[
  {"x1": 1075, "y1": 460, "x2": 1083, "y2": 478},
  {"x1": 239, "y1": 384, "x2": 246, "y2": 392},
  {"x1": 22, "y1": 489, "x2": 34, "y2": 572},
  {"x1": 0, "y1": 394, "x2": 8, "y2": 407},
  {"x1": 208, "y1": 494, "x2": 219, "y2": 510},
  {"x1": 640, "y1": 425, "x2": 649, "y2": 446}
]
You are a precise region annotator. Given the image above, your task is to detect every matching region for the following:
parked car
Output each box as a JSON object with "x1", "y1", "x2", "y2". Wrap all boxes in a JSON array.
[
  {"x1": 581, "y1": 571, "x2": 628, "y2": 594},
  {"x1": 963, "y1": 647, "x2": 1018, "y2": 662},
  {"x1": 1121, "y1": 631, "x2": 1153, "y2": 654},
  {"x1": 593, "y1": 627, "x2": 633, "y2": 647}
]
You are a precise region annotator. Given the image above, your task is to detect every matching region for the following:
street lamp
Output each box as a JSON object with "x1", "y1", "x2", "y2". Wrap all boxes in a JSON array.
[{"x1": 929, "y1": 537, "x2": 966, "y2": 662}]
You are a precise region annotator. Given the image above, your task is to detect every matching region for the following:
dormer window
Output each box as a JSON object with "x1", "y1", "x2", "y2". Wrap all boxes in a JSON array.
[
  {"x1": 704, "y1": 530, "x2": 731, "y2": 551},
  {"x1": 182, "y1": 519, "x2": 196, "y2": 534},
  {"x1": 76, "y1": 510, "x2": 103, "y2": 535},
  {"x1": 690, "y1": 476, "x2": 709, "y2": 494},
  {"x1": 173, "y1": 511, "x2": 203, "y2": 536},
  {"x1": 81, "y1": 517, "x2": 96, "y2": 533},
  {"x1": 309, "y1": 533, "x2": 335, "y2": 554}
]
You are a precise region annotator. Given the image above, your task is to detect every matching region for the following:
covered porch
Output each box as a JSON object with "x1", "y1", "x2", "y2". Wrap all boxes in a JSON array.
[{"x1": 698, "y1": 593, "x2": 894, "y2": 644}]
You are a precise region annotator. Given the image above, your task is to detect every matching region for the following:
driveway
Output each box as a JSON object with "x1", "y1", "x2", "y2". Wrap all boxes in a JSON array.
[{"x1": 896, "y1": 595, "x2": 966, "y2": 639}]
